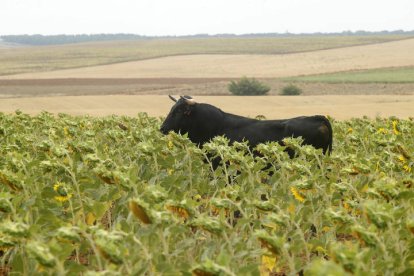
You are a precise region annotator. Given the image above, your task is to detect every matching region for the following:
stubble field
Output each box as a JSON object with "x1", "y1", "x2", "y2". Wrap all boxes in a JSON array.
[{"x1": 0, "y1": 95, "x2": 413, "y2": 120}]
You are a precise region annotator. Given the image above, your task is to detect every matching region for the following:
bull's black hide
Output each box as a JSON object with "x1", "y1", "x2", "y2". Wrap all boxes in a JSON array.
[{"x1": 160, "y1": 95, "x2": 333, "y2": 158}]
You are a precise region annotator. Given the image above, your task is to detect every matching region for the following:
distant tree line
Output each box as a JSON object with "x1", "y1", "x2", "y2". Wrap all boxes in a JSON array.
[
  {"x1": 0, "y1": 34, "x2": 148, "y2": 45},
  {"x1": 1, "y1": 30, "x2": 414, "y2": 46}
]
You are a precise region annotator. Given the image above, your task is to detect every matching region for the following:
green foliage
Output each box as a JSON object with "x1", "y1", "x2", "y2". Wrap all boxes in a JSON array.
[
  {"x1": 280, "y1": 84, "x2": 303, "y2": 95},
  {"x1": 0, "y1": 111, "x2": 413, "y2": 275},
  {"x1": 228, "y1": 77, "x2": 270, "y2": 95}
]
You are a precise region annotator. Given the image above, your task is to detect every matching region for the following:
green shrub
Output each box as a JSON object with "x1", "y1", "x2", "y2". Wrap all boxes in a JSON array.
[
  {"x1": 228, "y1": 77, "x2": 270, "y2": 95},
  {"x1": 280, "y1": 84, "x2": 302, "y2": 95}
]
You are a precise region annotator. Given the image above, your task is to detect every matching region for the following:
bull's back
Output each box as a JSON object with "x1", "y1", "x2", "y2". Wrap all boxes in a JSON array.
[
  {"x1": 223, "y1": 120, "x2": 286, "y2": 146},
  {"x1": 220, "y1": 115, "x2": 332, "y2": 153}
]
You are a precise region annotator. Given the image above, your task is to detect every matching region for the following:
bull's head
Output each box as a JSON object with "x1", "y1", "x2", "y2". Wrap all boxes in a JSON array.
[{"x1": 160, "y1": 95, "x2": 197, "y2": 134}]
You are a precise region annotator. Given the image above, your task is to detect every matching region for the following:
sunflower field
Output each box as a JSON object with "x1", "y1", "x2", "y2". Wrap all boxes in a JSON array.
[{"x1": 0, "y1": 111, "x2": 413, "y2": 275}]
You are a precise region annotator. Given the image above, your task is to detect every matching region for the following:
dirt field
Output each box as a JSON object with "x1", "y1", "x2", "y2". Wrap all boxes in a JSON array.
[
  {"x1": 0, "y1": 78, "x2": 231, "y2": 98},
  {"x1": 1, "y1": 95, "x2": 412, "y2": 120},
  {"x1": 1, "y1": 78, "x2": 413, "y2": 98},
  {"x1": 2, "y1": 39, "x2": 414, "y2": 79}
]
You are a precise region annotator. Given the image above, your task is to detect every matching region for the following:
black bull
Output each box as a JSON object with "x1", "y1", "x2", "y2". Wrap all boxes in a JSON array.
[{"x1": 160, "y1": 96, "x2": 333, "y2": 162}]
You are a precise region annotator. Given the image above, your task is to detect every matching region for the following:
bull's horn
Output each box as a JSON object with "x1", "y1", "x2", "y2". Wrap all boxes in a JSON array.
[
  {"x1": 168, "y1": 95, "x2": 178, "y2": 102},
  {"x1": 180, "y1": 95, "x2": 196, "y2": 105}
]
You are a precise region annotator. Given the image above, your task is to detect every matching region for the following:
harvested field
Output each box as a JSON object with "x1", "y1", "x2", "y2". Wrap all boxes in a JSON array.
[
  {"x1": 1, "y1": 95, "x2": 413, "y2": 120},
  {"x1": 2, "y1": 39, "x2": 414, "y2": 79}
]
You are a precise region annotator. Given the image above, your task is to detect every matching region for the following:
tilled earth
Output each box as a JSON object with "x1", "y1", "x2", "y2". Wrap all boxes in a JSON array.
[{"x1": 0, "y1": 78, "x2": 413, "y2": 98}]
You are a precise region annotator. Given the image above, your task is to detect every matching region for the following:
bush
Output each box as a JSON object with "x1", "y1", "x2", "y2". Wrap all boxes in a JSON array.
[
  {"x1": 280, "y1": 84, "x2": 302, "y2": 95},
  {"x1": 228, "y1": 77, "x2": 270, "y2": 96}
]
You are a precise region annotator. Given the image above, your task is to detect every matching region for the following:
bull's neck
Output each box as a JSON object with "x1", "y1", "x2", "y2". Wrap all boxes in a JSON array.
[{"x1": 188, "y1": 107, "x2": 256, "y2": 144}]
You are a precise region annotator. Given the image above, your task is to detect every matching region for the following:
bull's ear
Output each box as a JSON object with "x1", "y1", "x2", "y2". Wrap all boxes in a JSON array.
[{"x1": 169, "y1": 95, "x2": 178, "y2": 102}]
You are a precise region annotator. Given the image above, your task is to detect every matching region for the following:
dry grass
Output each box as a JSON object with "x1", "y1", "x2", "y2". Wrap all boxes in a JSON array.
[
  {"x1": 1, "y1": 95, "x2": 413, "y2": 120},
  {"x1": 3, "y1": 39, "x2": 414, "y2": 79}
]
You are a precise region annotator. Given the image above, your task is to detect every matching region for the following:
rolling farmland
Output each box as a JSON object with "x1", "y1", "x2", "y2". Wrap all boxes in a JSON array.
[
  {"x1": 0, "y1": 35, "x2": 413, "y2": 118},
  {"x1": 0, "y1": 35, "x2": 411, "y2": 76},
  {"x1": 2, "y1": 38, "x2": 414, "y2": 79}
]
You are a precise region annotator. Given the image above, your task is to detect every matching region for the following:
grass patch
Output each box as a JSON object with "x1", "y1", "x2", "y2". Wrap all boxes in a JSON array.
[
  {"x1": 285, "y1": 66, "x2": 414, "y2": 83},
  {"x1": 0, "y1": 35, "x2": 412, "y2": 76}
]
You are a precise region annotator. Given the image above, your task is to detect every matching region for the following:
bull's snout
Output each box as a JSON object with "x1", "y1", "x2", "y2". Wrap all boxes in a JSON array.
[{"x1": 160, "y1": 125, "x2": 168, "y2": 134}]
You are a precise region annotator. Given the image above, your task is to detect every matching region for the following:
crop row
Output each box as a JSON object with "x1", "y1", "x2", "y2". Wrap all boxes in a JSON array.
[{"x1": 0, "y1": 112, "x2": 413, "y2": 275}]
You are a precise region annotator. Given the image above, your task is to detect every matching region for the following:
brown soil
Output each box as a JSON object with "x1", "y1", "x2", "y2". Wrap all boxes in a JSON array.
[
  {"x1": 0, "y1": 78, "x2": 230, "y2": 86},
  {"x1": 0, "y1": 78, "x2": 413, "y2": 98}
]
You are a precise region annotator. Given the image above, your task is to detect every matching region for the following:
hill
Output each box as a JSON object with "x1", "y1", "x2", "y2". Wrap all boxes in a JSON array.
[
  {"x1": 0, "y1": 34, "x2": 413, "y2": 76},
  {"x1": 3, "y1": 38, "x2": 414, "y2": 79}
]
